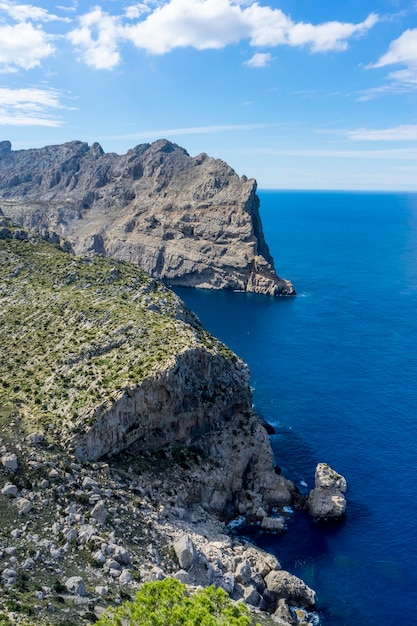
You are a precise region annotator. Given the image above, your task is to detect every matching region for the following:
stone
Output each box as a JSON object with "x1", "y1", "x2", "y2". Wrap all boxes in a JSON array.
[
  {"x1": 173, "y1": 535, "x2": 196, "y2": 570},
  {"x1": 274, "y1": 598, "x2": 297, "y2": 625},
  {"x1": 90, "y1": 500, "x2": 108, "y2": 524},
  {"x1": 1, "y1": 453, "x2": 18, "y2": 472},
  {"x1": 264, "y1": 570, "x2": 316, "y2": 609},
  {"x1": 17, "y1": 498, "x2": 33, "y2": 514},
  {"x1": 1, "y1": 483, "x2": 18, "y2": 497},
  {"x1": 261, "y1": 516, "x2": 286, "y2": 532},
  {"x1": 235, "y1": 559, "x2": 252, "y2": 585},
  {"x1": 65, "y1": 576, "x2": 86, "y2": 596},
  {"x1": 243, "y1": 584, "x2": 260, "y2": 607},
  {"x1": 113, "y1": 546, "x2": 131, "y2": 566},
  {"x1": 307, "y1": 463, "x2": 347, "y2": 519},
  {"x1": 173, "y1": 570, "x2": 189, "y2": 584},
  {"x1": 1, "y1": 569, "x2": 17, "y2": 584},
  {"x1": 119, "y1": 569, "x2": 132, "y2": 584},
  {"x1": 95, "y1": 585, "x2": 108, "y2": 596}
]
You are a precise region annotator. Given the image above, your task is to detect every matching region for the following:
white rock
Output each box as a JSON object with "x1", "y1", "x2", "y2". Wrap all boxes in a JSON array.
[
  {"x1": 173, "y1": 535, "x2": 196, "y2": 570},
  {"x1": 90, "y1": 500, "x2": 108, "y2": 524},
  {"x1": 65, "y1": 576, "x2": 86, "y2": 596},
  {"x1": 235, "y1": 559, "x2": 252, "y2": 585},
  {"x1": 1, "y1": 454, "x2": 18, "y2": 472},
  {"x1": 261, "y1": 516, "x2": 286, "y2": 532},
  {"x1": 119, "y1": 569, "x2": 133, "y2": 584},
  {"x1": 1, "y1": 483, "x2": 18, "y2": 497},
  {"x1": 17, "y1": 498, "x2": 33, "y2": 515},
  {"x1": 95, "y1": 585, "x2": 108, "y2": 596}
]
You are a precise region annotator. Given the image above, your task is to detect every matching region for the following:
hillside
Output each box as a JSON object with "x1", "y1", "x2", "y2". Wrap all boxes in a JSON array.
[{"x1": 0, "y1": 219, "x2": 316, "y2": 625}]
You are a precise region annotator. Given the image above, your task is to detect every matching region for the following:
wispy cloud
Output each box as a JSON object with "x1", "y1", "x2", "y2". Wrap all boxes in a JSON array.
[
  {"x1": 348, "y1": 124, "x2": 417, "y2": 141},
  {"x1": 0, "y1": 87, "x2": 66, "y2": 126},
  {"x1": 365, "y1": 27, "x2": 417, "y2": 97},
  {"x1": 103, "y1": 123, "x2": 277, "y2": 141},
  {"x1": 244, "y1": 52, "x2": 272, "y2": 67},
  {"x1": 0, "y1": 0, "x2": 66, "y2": 22},
  {"x1": 247, "y1": 147, "x2": 417, "y2": 160}
]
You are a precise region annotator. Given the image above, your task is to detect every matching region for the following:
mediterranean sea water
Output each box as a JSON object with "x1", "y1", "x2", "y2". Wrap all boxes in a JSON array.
[{"x1": 174, "y1": 191, "x2": 417, "y2": 626}]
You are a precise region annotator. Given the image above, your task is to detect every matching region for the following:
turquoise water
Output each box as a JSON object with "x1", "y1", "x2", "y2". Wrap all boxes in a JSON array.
[{"x1": 174, "y1": 191, "x2": 417, "y2": 625}]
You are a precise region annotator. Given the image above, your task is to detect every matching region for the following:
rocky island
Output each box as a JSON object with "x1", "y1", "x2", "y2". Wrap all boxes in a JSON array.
[{"x1": 0, "y1": 139, "x2": 294, "y2": 297}]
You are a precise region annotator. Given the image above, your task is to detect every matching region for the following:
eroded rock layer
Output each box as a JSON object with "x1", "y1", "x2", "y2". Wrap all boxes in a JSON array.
[{"x1": 0, "y1": 139, "x2": 294, "y2": 295}]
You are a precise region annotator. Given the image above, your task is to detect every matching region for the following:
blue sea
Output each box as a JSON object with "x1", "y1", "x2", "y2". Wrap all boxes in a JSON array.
[{"x1": 174, "y1": 191, "x2": 417, "y2": 626}]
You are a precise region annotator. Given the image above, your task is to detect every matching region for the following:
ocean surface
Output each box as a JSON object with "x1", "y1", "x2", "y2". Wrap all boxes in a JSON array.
[{"x1": 174, "y1": 191, "x2": 417, "y2": 626}]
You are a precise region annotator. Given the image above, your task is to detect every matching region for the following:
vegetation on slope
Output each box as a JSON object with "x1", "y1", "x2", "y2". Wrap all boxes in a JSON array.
[
  {"x1": 0, "y1": 224, "x2": 232, "y2": 439},
  {"x1": 96, "y1": 578, "x2": 260, "y2": 626}
]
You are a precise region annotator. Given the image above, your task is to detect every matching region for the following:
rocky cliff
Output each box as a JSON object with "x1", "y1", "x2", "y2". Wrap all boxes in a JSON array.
[
  {"x1": 0, "y1": 139, "x2": 294, "y2": 296},
  {"x1": 0, "y1": 218, "x2": 317, "y2": 625}
]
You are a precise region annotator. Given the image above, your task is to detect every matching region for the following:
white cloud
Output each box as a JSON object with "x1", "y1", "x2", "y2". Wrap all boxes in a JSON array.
[
  {"x1": 67, "y1": 8, "x2": 122, "y2": 69},
  {"x1": 286, "y1": 13, "x2": 378, "y2": 52},
  {"x1": 122, "y1": 0, "x2": 377, "y2": 58},
  {"x1": 0, "y1": 22, "x2": 54, "y2": 71},
  {"x1": 124, "y1": 0, "x2": 247, "y2": 54},
  {"x1": 244, "y1": 52, "x2": 272, "y2": 67},
  {"x1": 371, "y1": 28, "x2": 417, "y2": 68},
  {"x1": 0, "y1": 87, "x2": 65, "y2": 126},
  {"x1": 348, "y1": 124, "x2": 417, "y2": 141},
  {"x1": 0, "y1": 0, "x2": 64, "y2": 22},
  {"x1": 124, "y1": 4, "x2": 151, "y2": 20},
  {"x1": 366, "y1": 28, "x2": 417, "y2": 93}
]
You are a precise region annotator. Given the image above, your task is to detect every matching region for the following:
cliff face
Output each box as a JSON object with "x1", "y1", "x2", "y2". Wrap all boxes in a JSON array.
[{"x1": 0, "y1": 139, "x2": 294, "y2": 296}]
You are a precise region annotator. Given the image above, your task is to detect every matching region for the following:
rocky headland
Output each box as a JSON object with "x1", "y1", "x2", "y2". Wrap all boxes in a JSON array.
[
  {"x1": 0, "y1": 217, "x2": 320, "y2": 625},
  {"x1": 0, "y1": 139, "x2": 294, "y2": 297}
]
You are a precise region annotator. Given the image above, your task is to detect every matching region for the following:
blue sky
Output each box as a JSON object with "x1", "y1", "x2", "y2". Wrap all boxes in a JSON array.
[{"x1": 1, "y1": 0, "x2": 417, "y2": 190}]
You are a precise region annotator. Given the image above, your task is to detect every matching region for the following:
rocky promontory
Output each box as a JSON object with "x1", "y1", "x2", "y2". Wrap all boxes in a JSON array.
[
  {"x1": 0, "y1": 139, "x2": 294, "y2": 296},
  {"x1": 0, "y1": 218, "x2": 315, "y2": 625}
]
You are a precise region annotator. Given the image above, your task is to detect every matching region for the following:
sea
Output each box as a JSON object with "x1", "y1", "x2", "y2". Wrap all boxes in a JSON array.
[{"x1": 174, "y1": 190, "x2": 417, "y2": 626}]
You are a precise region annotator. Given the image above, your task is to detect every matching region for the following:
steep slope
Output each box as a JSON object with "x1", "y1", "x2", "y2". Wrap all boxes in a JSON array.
[
  {"x1": 0, "y1": 139, "x2": 294, "y2": 296},
  {"x1": 0, "y1": 218, "x2": 318, "y2": 626}
]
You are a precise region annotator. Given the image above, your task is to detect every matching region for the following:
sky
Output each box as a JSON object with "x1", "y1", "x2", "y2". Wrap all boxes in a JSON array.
[{"x1": 1, "y1": 0, "x2": 417, "y2": 190}]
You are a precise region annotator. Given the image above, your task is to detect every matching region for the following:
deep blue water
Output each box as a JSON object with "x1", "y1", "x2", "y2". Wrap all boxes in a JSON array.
[{"x1": 174, "y1": 191, "x2": 417, "y2": 626}]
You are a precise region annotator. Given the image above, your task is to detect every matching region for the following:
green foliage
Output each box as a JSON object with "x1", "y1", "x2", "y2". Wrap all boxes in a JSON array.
[{"x1": 96, "y1": 578, "x2": 256, "y2": 626}]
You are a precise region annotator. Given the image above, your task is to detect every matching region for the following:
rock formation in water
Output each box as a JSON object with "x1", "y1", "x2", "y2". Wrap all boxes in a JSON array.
[
  {"x1": 307, "y1": 463, "x2": 347, "y2": 519},
  {"x1": 0, "y1": 138, "x2": 294, "y2": 296}
]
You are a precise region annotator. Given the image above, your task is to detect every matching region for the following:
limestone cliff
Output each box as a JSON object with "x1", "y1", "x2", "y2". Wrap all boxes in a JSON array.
[{"x1": 0, "y1": 139, "x2": 294, "y2": 296}]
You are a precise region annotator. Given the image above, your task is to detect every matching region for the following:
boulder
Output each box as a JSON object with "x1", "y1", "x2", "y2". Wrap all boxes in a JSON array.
[
  {"x1": 307, "y1": 463, "x2": 347, "y2": 519},
  {"x1": 1, "y1": 483, "x2": 18, "y2": 497},
  {"x1": 173, "y1": 535, "x2": 196, "y2": 570},
  {"x1": 264, "y1": 570, "x2": 316, "y2": 609},
  {"x1": 65, "y1": 576, "x2": 86, "y2": 596},
  {"x1": 1, "y1": 454, "x2": 18, "y2": 472}
]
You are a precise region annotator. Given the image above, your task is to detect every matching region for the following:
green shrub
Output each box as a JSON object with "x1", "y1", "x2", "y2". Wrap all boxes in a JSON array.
[{"x1": 96, "y1": 578, "x2": 257, "y2": 626}]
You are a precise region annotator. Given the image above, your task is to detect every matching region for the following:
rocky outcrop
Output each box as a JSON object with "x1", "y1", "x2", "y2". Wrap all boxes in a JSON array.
[
  {"x1": 307, "y1": 463, "x2": 347, "y2": 519},
  {"x1": 0, "y1": 139, "x2": 294, "y2": 296}
]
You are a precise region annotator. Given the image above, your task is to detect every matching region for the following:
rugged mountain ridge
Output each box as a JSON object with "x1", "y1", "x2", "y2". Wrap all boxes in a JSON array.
[{"x1": 0, "y1": 139, "x2": 294, "y2": 296}]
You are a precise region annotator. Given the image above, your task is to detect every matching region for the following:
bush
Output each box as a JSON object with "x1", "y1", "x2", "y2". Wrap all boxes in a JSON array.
[{"x1": 96, "y1": 578, "x2": 257, "y2": 626}]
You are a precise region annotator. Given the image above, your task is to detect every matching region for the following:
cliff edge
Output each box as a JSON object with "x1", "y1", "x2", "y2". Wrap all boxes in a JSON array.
[{"x1": 0, "y1": 139, "x2": 294, "y2": 296}]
